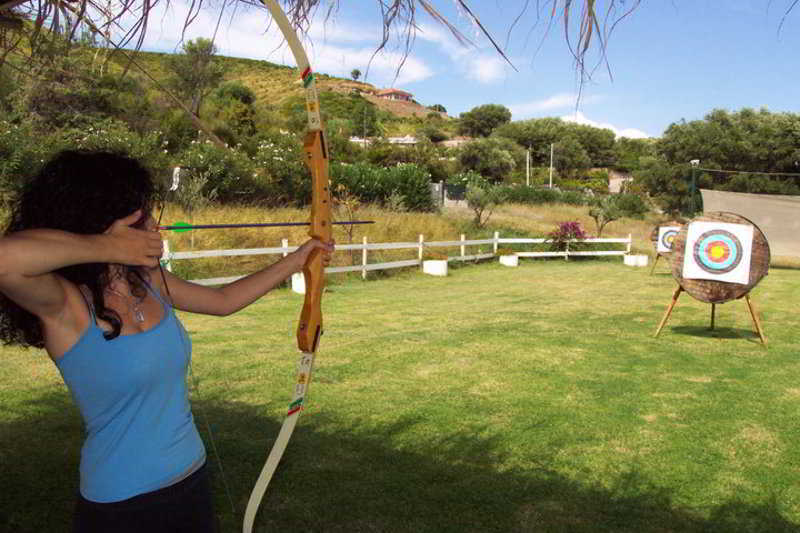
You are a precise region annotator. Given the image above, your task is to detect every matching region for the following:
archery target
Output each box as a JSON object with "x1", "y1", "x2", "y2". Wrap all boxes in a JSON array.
[
  {"x1": 682, "y1": 222, "x2": 753, "y2": 285},
  {"x1": 693, "y1": 230, "x2": 741, "y2": 273},
  {"x1": 657, "y1": 226, "x2": 681, "y2": 253}
]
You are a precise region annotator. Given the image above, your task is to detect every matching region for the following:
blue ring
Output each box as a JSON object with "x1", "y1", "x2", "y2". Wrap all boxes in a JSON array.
[{"x1": 697, "y1": 234, "x2": 738, "y2": 270}]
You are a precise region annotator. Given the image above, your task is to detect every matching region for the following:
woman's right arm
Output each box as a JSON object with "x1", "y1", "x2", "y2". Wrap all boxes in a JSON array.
[{"x1": 0, "y1": 210, "x2": 163, "y2": 320}]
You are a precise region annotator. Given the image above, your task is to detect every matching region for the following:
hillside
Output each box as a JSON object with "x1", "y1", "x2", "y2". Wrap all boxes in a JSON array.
[
  {"x1": 192, "y1": 54, "x2": 447, "y2": 120},
  {"x1": 118, "y1": 50, "x2": 450, "y2": 136}
]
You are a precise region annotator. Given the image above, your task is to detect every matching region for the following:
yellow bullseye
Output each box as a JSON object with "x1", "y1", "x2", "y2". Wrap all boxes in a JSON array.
[{"x1": 710, "y1": 245, "x2": 726, "y2": 259}]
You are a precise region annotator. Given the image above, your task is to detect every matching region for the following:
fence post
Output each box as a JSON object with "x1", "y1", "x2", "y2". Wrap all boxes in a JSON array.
[
  {"x1": 627, "y1": 233, "x2": 632, "y2": 253},
  {"x1": 565, "y1": 239, "x2": 570, "y2": 261},
  {"x1": 493, "y1": 231, "x2": 499, "y2": 254},
  {"x1": 460, "y1": 234, "x2": 466, "y2": 259},
  {"x1": 362, "y1": 235, "x2": 368, "y2": 280},
  {"x1": 418, "y1": 234, "x2": 424, "y2": 268},
  {"x1": 283, "y1": 238, "x2": 294, "y2": 289},
  {"x1": 161, "y1": 240, "x2": 172, "y2": 272}
]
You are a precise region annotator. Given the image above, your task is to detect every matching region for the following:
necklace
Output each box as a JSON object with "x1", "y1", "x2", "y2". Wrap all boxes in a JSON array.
[{"x1": 106, "y1": 287, "x2": 146, "y2": 323}]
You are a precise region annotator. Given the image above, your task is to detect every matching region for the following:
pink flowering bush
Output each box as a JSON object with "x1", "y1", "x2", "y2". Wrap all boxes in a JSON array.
[{"x1": 548, "y1": 221, "x2": 587, "y2": 251}]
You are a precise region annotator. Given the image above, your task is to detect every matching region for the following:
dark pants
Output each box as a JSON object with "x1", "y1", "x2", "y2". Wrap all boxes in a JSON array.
[{"x1": 73, "y1": 462, "x2": 217, "y2": 533}]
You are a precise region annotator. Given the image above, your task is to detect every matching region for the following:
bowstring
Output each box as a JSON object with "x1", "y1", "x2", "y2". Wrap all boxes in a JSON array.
[{"x1": 157, "y1": 192, "x2": 237, "y2": 517}]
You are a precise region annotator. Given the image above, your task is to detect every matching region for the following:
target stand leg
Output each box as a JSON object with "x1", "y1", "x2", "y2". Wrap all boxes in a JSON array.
[
  {"x1": 655, "y1": 285, "x2": 683, "y2": 337},
  {"x1": 743, "y1": 294, "x2": 768, "y2": 347},
  {"x1": 709, "y1": 303, "x2": 716, "y2": 331},
  {"x1": 649, "y1": 254, "x2": 660, "y2": 275}
]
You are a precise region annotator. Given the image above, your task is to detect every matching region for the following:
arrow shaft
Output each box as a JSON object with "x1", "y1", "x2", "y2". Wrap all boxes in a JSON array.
[{"x1": 159, "y1": 221, "x2": 373, "y2": 231}]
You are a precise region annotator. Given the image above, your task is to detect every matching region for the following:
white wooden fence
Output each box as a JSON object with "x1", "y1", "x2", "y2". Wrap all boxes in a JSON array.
[{"x1": 162, "y1": 232, "x2": 632, "y2": 286}]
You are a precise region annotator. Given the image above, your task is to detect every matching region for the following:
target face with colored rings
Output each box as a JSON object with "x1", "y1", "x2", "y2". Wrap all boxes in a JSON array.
[
  {"x1": 660, "y1": 229, "x2": 678, "y2": 250},
  {"x1": 692, "y1": 230, "x2": 743, "y2": 274}
]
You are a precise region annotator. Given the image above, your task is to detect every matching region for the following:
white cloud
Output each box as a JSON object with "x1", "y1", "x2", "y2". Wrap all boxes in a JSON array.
[
  {"x1": 414, "y1": 23, "x2": 511, "y2": 84},
  {"x1": 119, "y1": 0, "x2": 433, "y2": 86},
  {"x1": 468, "y1": 55, "x2": 507, "y2": 83},
  {"x1": 509, "y1": 93, "x2": 580, "y2": 117},
  {"x1": 311, "y1": 46, "x2": 434, "y2": 85},
  {"x1": 561, "y1": 111, "x2": 650, "y2": 139}
]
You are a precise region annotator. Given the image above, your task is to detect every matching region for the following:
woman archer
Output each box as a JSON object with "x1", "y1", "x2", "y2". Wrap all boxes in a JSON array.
[{"x1": 0, "y1": 150, "x2": 333, "y2": 532}]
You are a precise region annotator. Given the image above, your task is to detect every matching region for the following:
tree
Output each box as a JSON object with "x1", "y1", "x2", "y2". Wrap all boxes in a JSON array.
[
  {"x1": 353, "y1": 100, "x2": 381, "y2": 137},
  {"x1": 613, "y1": 137, "x2": 656, "y2": 172},
  {"x1": 633, "y1": 158, "x2": 695, "y2": 216},
  {"x1": 210, "y1": 82, "x2": 257, "y2": 141},
  {"x1": 657, "y1": 108, "x2": 800, "y2": 175},
  {"x1": 416, "y1": 123, "x2": 448, "y2": 143},
  {"x1": 166, "y1": 38, "x2": 226, "y2": 118},
  {"x1": 429, "y1": 104, "x2": 447, "y2": 113},
  {"x1": 588, "y1": 195, "x2": 623, "y2": 237},
  {"x1": 457, "y1": 136, "x2": 520, "y2": 183},
  {"x1": 458, "y1": 104, "x2": 511, "y2": 137},
  {"x1": 466, "y1": 183, "x2": 502, "y2": 227},
  {"x1": 451, "y1": 171, "x2": 500, "y2": 227},
  {"x1": 570, "y1": 123, "x2": 616, "y2": 167},
  {"x1": 416, "y1": 114, "x2": 448, "y2": 143},
  {"x1": 552, "y1": 137, "x2": 591, "y2": 178},
  {"x1": 493, "y1": 117, "x2": 562, "y2": 164},
  {"x1": 350, "y1": 68, "x2": 361, "y2": 81}
]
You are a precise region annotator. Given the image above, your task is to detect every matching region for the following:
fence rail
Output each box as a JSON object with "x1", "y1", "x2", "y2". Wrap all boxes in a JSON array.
[{"x1": 162, "y1": 232, "x2": 632, "y2": 286}]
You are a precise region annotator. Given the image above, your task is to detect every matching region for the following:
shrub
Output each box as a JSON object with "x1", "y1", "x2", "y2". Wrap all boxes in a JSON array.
[
  {"x1": 214, "y1": 82, "x2": 256, "y2": 105},
  {"x1": 332, "y1": 162, "x2": 435, "y2": 212},
  {"x1": 0, "y1": 120, "x2": 62, "y2": 206},
  {"x1": 558, "y1": 190, "x2": 588, "y2": 205},
  {"x1": 161, "y1": 109, "x2": 198, "y2": 153},
  {"x1": 613, "y1": 193, "x2": 649, "y2": 219},
  {"x1": 497, "y1": 185, "x2": 560, "y2": 204},
  {"x1": 332, "y1": 162, "x2": 392, "y2": 205},
  {"x1": 57, "y1": 117, "x2": 170, "y2": 176},
  {"x1": 548, "y1": 221, "x2": 588, "y2": 251},
  {"x1": 177, "y1": 140, "x2": 265, "y2": 203},
  {"x1": 588, "y1": 196, "x2": 624, "y2": 237},
  {"x1": 466, "y1": 184, "x2": 501, "y2": 227},
  {"x1": 387, "y1": 163, "x2": 436, "y2": 212},
  {"x1": 494, "y1": 185, "x2": 590, "y2": 206},
  {"x1": 251, "y1": 131, "x2": 309, "y2": 205}
]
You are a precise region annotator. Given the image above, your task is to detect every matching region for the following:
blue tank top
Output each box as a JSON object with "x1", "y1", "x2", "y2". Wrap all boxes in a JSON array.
[{"x1": 55, "y1": 283, "x2": 206, "y2": 503}]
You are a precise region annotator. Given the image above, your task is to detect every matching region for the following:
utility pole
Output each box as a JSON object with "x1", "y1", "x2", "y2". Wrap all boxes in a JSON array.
[
  {"x1": 526, "y1": 146, "x2": 531, "y2": 186},
  {"x1": 690, "y1": 159, "x2": 700, "y2": 214},
  {"x1": 549, "y1": 143, "x2": 554, "y2": 189}
]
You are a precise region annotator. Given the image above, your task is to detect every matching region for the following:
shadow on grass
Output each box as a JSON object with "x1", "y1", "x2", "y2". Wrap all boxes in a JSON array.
[
  {"x1": 2, "y1": 391, "x2": 798, "y2": 533},
  {"x1": 670, "y1": 325, "x2": 763, "y2": 343}
]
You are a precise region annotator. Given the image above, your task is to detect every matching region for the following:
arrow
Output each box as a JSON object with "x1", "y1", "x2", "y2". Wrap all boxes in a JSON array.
[{"x1": 158, "y1": 220, "x2": 374, "y2": 231}]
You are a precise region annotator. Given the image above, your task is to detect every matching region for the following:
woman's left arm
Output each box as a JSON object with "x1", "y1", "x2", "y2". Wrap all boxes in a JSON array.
[{"x1": 157, "y1": 238, "x2": 333, "y2": 316}]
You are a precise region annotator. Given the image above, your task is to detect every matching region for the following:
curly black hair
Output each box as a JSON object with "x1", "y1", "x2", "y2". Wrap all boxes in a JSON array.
[{"x1": 1, "y1": 150, "x2": 159, "y2": 347}]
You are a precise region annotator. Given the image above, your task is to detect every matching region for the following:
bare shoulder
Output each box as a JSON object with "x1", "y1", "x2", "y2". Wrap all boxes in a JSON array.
[{"x1": 41, "y1": 277, "x2": 93, "y2": 361}]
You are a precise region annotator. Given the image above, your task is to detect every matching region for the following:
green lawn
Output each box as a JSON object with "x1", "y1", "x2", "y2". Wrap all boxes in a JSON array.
[{"x1": 2, "y1": 260, "x2": 799, "y2": 532}]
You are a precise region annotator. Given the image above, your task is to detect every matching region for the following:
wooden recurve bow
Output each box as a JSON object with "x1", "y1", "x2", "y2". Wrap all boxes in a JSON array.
[{"x1": 242, "y1": 2, "x2": 331, "y2": 531}]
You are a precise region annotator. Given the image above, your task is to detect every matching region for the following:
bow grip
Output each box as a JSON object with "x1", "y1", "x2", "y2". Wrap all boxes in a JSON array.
[
  {"x1": 297, "y1": 129, "x2": 330, "y2": 353},
  {"x1": 297, "y1": 248, "x2": 324, "y2": 352}
]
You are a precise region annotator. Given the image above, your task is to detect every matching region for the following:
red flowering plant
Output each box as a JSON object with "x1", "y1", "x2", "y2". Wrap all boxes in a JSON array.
[{"x1": 548, "y1": 221, "x2": 588, "y2": 251}]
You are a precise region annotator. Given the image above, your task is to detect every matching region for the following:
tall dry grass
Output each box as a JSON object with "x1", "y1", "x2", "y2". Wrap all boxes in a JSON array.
[
  {"x1": 159, "y1": 203, "x2": 469, "y2": 280},
  {"x1": 159, "y1": 202, "x2": 666, "y2": 281}
]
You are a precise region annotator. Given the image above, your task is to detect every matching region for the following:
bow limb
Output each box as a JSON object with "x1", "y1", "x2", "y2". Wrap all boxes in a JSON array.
[{"x1": 243, "y1": 2, "x2": 330, "y2": 531}]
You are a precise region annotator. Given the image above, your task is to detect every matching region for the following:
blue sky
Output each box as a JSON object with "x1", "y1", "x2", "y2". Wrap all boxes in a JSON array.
[{"x1": 133, "y1": 0, "x2": 800, "y2": 139}]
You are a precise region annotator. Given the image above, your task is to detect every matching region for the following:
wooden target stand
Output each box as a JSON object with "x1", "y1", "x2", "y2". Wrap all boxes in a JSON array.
[
  {"x1": 649, "y1": 221, "x2": 683, "y2": 275},
  {"x1": 653, "y1": 212, "x2": 770, "y2": 346}
]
